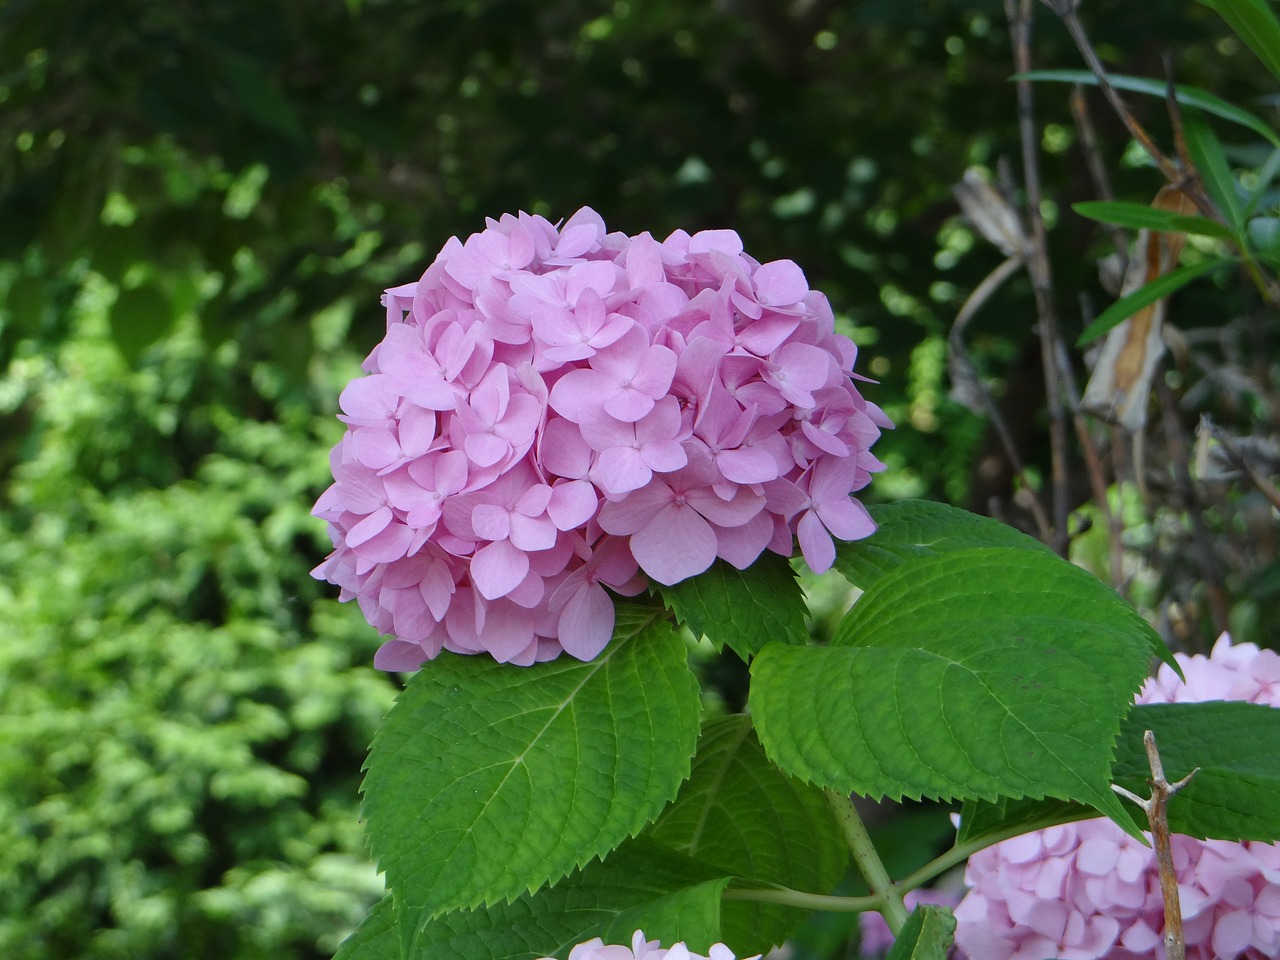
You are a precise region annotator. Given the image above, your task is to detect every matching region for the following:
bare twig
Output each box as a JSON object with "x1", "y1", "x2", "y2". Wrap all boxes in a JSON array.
[
  {"x1": 1053, "y1": 6, "x2": 1185, "y2": 186},
  {"x1": 1069, "y1": 85, "x2": 1128, "y2": 265},
  {"x1": 1007, "y1": 0, "x2": 1072, "y2": 554},
  {"x1": 1111, "y1": 731, "x2": 1198, "y2": 960},
  {"x1": 1200, "y1": 415, "x2": 1280, "y2": 511},
  {"x1": 950, "y1": 255, "x2": 1056, "y2": 542}
]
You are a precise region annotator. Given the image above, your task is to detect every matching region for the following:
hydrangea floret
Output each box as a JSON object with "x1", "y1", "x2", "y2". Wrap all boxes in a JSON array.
[
  {"x1": 540, "y1": 929, "x2": 759, "y2": 960},
  {"x1": 312, "y1": 208, "x2": 888, "y2": 668},
  {"x1": 954, "y1": 635, "x2": 1280, "y2": 960}
]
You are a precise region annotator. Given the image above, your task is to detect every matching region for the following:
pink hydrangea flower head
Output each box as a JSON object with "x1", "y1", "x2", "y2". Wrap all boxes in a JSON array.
[
  {"x1": 954, "y1": 635, "x2": 1280, "y2": 960},
  {"x1": 540, "y1": 930, "x2": 761, "y2": 960},
  {"x1": 313, "y1": 208, "x2": 888, "y2": 667}
]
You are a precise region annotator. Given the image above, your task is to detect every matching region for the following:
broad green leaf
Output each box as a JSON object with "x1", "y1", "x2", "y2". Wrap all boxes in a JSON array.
[
  {"x1": 109, "y1": 283, "x2": 173, "y2": 364},
  {"x1": 404, "y1": 840, "x2": 731, "y2": 960},
  {"x1": 1115, "y1": 702, "x2": 1280, "y2": 842},
  {"x1": 1072, "y1": 201, "x2": 1235, "y2": 240},
  {"x1": 334, "y1": 895, "x2": 399, "y2": 960},
  {"x1": 1076, "y1": 257, "x2": 1233, "y2": 346},
  {"x1": 883, "y1": 904, "x2": 956, "y2": 960},
  {"x1": 834, "y1": 500, "x2": 1051, "y2": 590},
  {"x1": 658, "y1": 554, "x2": 808, "y2": 660},
  {"x1": 750, "y1": 549, "x2": 1156, "y2": 831},
  {"x1": 1202, "y1": 0, "x2": 1280, "y2": 81},
  {"x1": 1181, "y1": 108, "x2": 1245, "y2": 229},
  {"x1": 649, "y1": 714, "x2": 847, "y2": 952},
  {"x1": 956, "y1": 795, "x2": 1094, "y2": 847},
  {"x1": 362, "y1": 602, "x2": 702, "y2": 923},
  {"x1": 1017, "y1": 69, "x2": 1279, "y2": 146},
  {"x1": 960, "y1": 702, "x2": 1280, "y2": 848}
]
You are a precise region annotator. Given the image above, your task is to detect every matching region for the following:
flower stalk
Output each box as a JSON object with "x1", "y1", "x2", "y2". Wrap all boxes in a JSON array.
[{"x1": 825, "y1": 790, "x2": 910, "y2": 934}]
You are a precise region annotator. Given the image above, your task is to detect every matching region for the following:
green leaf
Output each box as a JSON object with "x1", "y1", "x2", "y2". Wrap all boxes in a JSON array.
[
  {"x1": 1016, "y1": 69, "x2": 1279, "y2": 147},
  {"x1": 956, "y1": 795, "x2": 1094, "y2": 847},
  {"x1": 404, "y1": 840, "x2": 730, "y2": 960},
  {"x1": 109, "y1": 283, "x2": 174, "y2": 364},
  {"x1": 883, "y1": 904, "x2": 957, "y2": 960},
  {"x1": 1115, "y1": 702, "x2": 1280, "y2": 842},
  {"x1": 334, "y1": 895, "x2": 399, "y2": 960},
  {"x1": 1202, "y1": 0, "x2": 1280, "y2": 81},
  {"x1": 834, "y1": 500, "x2": 1052, "y2": 590},
  {"x1": 658, "y1": 554, "x2": 808, "y2": 660},
  {"x1": 1076, "y1": 257, "x2": 1233, "y2": 346},
  {"x1": 1072, "y1": 201, "x2": 1235, "y2": 240},
  {"x1": 1181, "y1": 108, "x2": 1245, "y2": 229},
  {"x1": 750, "y1": 549, "x2": 1157, "y2": 832},
  {"x1": 362, "y1": 602, "x2": 702, "y2": 925},
  {"x1": 649, "y1": 714, "x2": 847, "y2": 952}
]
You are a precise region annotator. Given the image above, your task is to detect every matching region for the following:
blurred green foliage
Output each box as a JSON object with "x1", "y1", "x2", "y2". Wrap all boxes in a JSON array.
[{"x1": 0, "y1": 0, "x2": 1270, "y2": 957}]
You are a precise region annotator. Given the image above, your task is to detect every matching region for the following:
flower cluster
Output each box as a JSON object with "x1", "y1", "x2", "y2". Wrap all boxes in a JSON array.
[
  {"x1": 540, "y1": 929, "x2": 759, "y2": 960},
  {"x1": 954, "y1": 635, "x2": 1280, "y2": 960},
  {"x1": 313, "y1": 208, "x2": 887, "y2": 668}
]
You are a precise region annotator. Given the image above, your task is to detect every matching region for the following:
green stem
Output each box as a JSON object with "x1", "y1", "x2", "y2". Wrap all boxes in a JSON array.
[
  {"x1": 824, "y1": 790, "x2": 910, "y2": 934},
  {"x1": 721, "y1": 886, "x2": 883, "y2": 914}
]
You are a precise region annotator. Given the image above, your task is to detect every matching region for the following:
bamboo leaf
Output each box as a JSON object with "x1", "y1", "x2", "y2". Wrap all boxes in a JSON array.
[
  {"x1": 1072, "y1": 201, "x2": 1235, "y2": 240},
  {"x1": 1201, "y1": 0, "x2": 1280, "y2": 81},
  {"x1": 1076, "y1": 257, "x2": 1233, "y2": 346},
  {"x1": 1017, "y1": 69, "x2": 1279, "y2": 146}
]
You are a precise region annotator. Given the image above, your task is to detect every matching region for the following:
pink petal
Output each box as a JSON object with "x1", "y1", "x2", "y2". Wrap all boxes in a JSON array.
[
  {"x1": 716, "y1": 446, "x2": 779, "y2": 483},
  {"x1": 594, "y1": 446, "x2": 652, "y2": 495},
  {"x1": 470, "y1": 539, "x2": 530, "y2": 600},
  {"x1": 753, "y1": 259, "x2": 809, "y2": 306},
  {"x1": 797, "y1": 509, "x2": 835, "y2": 573},
  {"x1": 547, "y1": 479, "x2": 598, "y2": 530},
  {"x1": 815, "y1": 494, "x2": 875, "y2": 542},
  {"x1": 557, "y1": 581, "x2": 616, "y2": 660},
  {"x1": 629, "y1": 503, "x2": 717, "y2": 585}
]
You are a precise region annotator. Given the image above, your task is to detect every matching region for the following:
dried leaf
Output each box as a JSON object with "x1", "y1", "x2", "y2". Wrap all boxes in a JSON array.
[{"x1": 1082, "y1": 187, "x2": 1197, "y2": 430}]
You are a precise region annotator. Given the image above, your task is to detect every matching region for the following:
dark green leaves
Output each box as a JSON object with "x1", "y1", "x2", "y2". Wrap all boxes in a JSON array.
[
  {"x1": 402, "y1": 841, "x2": 731, "y2": 960},
  {"x1": 362, "y1": 602, "x2": 702, "y2": 924},
  {"x1": 883, "y1": 904, "x2": 956, "y2": 960},
  {"x1": 658, "y1": 554, "x2": 808, "y2": 660},
  {"x1": 650, "y1": 715, "x2": 847, "y2": 951},
  {"x1": 751, "y1": 547, "x2": 1157, "y2": 830},
  {"x1": 1116, "y1": 702, "x2": 1280, "y2": 841}
]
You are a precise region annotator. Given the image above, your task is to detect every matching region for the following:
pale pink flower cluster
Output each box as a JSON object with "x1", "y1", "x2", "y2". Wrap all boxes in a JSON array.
[
  {"x1": 955, "y1": 635, "x2": 1280, "y2": 960},
  {"x1": 541, "y1": 929, "x2": 759, "y2": 960},
  {"x1": 312, "y1": 207, "x2": 887, "y2": 668}
]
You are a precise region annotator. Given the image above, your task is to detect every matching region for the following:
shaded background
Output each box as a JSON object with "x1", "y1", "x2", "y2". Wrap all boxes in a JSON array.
[{"x1": 0, "y1": 1, "x2": 1272, "y2": 958}]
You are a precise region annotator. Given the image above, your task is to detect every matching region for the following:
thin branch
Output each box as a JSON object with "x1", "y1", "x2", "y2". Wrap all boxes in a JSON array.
[
  {"x1": 1201, "y1": 415, "x2": 1280, "y2": 511},
  {"x1": 1008, "y1": 0, "x2": 1072, "y2": 554},
  {"x1": 950, "y1": 255, "x2": 1055, "y2": 542},
  {"x1": 1052, "y1": 5, "x2": 1184, "y2": 186},
  {"x1": 1111, "y1": 731, "x2": 1198, "y2": 960},
  {"x1": 1069, "y1": 85, "x2": 1128, "y2": 264}
]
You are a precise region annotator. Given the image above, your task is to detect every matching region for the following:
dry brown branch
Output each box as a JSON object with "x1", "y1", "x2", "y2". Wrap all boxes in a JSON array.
[
  {"x1": 1006, "y1": 0, "x2": 1072, "y2": 554},
  {"x1": 1112, "y1": 731, "x2": 1199, "y2": 960}
]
